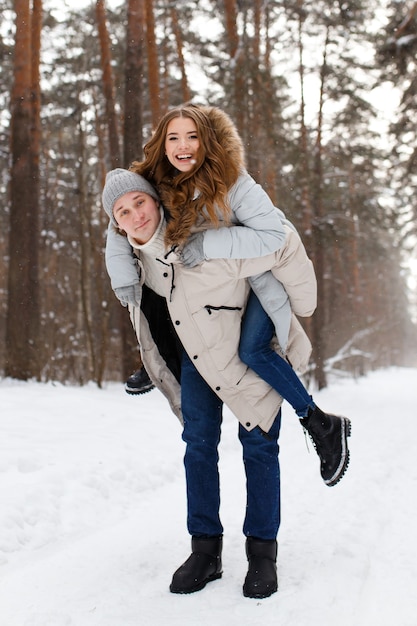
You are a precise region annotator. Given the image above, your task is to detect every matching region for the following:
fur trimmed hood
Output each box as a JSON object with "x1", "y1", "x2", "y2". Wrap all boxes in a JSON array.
[{"x1": 200, "y1": 105, "x2": 246, "y2": 172}]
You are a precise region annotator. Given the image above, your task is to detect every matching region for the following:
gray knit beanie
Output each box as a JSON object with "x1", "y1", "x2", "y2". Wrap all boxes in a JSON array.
[{"x1": 102, "y1": 168, "x2": 160, "y2": 226}]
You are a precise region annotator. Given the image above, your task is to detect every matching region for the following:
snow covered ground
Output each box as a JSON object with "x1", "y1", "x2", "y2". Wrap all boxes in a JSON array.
[{"x1": 1, "y1": 367, "x2": 416, "y2": 626}]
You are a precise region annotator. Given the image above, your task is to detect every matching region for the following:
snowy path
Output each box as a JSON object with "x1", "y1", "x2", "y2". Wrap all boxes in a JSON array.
[{"x1": 0, "y1": 368, "x2": 416, "y2": 625}]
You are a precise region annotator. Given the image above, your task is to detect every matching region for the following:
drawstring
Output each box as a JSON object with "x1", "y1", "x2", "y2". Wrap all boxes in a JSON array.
[
  {"x1": 164, "y1": 245, "x2": 178, "y2": 260},
  {"x1": 169, "y1": 265, "x2": 175, "y2": 301}
]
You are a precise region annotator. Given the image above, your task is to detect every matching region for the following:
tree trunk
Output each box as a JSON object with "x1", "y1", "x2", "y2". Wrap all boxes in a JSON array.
[
  {"x1": 124, "y1": 0, "x2": 144, "y2": 166},
  {"x1": 145, "y1": 0, "x2": 161, "y2": 126},
  {"x1": 96, "y1": 0, "x2": 121, "y2": 168},
  {"x1": 223, "y1": 0, "x2": 245, "y2": 132},
  {"x1": 263, "y1": 5, "x2": 279, "y2": 203},
  {"x1": 31, "y1": 0, "x2": 42, "y2": 368},
  {"x1": 120, "y1": 0, "x2": 147, "y2": 378},
  {"x1": 170, "y1": 6, "x2": 191, "y2": 102},
  {"x1": 97, "y1": 0, "x2": 140, "y2": 380},
  {"x1": 6, "y1": 0, "x2": 41, "y2": 380},
  {"x1": 310, "y1": 26, "x2": 331, "y2": 390},
  {"x1": 295, "y1": 4, "x2": 316, "y2": 383}
]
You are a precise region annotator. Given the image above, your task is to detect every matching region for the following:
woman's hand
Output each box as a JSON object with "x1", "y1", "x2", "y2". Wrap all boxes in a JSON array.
[{"x1": 180, "y1": 232, "x2": 205, "y2": 267}]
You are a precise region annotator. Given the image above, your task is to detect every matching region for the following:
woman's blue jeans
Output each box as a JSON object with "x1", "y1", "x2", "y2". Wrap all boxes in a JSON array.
[
  {"x1": 181, "y1": 350, "x2": 281, "y2": 540},
  {"x1": 239, "y1": 291, "x2": 315, "y2": 418}
]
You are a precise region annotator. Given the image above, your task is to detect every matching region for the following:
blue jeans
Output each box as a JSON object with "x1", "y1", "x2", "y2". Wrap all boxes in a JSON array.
[
  {"x1": 181, "y1": 350, "x2": 281, "y2": 540},
  {"x1": 239, "y1": 291, "x2": 315, "y2": 418}
]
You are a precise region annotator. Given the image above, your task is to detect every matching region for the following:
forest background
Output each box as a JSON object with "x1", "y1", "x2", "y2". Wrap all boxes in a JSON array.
[{"x1": 1, "y1": 0, "x2": 417, "y2": 390}]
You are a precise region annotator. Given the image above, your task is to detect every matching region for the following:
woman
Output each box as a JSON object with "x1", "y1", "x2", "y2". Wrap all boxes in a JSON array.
[{"x1": 105, "y1": 103, "x2": 351, "y2": 489}]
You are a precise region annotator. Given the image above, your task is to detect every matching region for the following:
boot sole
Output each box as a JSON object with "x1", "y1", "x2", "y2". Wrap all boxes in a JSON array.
[
  {"x1": 325, "y1": 417, "x2": 351, "y2": 487},
  {"x1": 169, "y1": 571, "x2": 222, "y2": 594},
  {"x1": 124, "y1": 384, "x2": 155, "y2": 395}
]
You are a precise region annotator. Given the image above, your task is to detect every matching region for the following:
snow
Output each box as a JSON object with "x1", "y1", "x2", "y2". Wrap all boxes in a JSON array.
[{"x1": 1, "y1": 367, "x2": 416, "y2": 626}]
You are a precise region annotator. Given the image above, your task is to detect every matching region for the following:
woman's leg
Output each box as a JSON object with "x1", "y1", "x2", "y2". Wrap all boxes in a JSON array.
[
  {"x1": 180, "y1": 350, "x2": 224, "y2": 537},
  {"x1": 240, "y1": 292, "x2": 351, "y2": 488},
  {"x1": 239, "y1": 291, "x2": 315, "y2": 417},
  {"x1": 239, "y1": 410, "x2": 282, "y2": 540}
]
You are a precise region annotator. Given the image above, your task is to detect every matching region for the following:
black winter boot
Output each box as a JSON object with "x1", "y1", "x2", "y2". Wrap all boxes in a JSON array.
[
  {"x1": 124, "y1": 368, "x2": 155, "y2": 395},
  {"x1": 300, "y1": 406, "x2": 351, "y2": 486},
  {"x1": 169, "y1": 536, "x2": 223, "y2": 594},
  {"x1": 243, "y1": 537, "x2": 278, "y2": 599}
]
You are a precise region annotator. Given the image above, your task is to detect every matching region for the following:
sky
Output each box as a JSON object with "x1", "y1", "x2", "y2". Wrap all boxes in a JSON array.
[{"x1": 1, "y1": 366, "x2": 417, "y2": 626}]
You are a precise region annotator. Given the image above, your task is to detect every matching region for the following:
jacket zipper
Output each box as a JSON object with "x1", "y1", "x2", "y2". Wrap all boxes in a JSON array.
[{"x1": 204, "y1": 304, "x2": 242, "y2": 315}]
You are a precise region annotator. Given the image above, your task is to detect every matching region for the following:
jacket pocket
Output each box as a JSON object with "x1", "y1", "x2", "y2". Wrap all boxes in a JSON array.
[{"x1": 192, "y1": 305, "x2": 243, "y2": 373}]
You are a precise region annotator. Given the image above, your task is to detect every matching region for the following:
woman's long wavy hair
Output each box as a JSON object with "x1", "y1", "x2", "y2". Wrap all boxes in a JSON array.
[{"x1": 130, "y1": 103, "x2": 246, "y2": 247}]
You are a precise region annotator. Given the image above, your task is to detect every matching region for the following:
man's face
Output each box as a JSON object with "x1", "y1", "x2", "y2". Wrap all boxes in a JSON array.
[{"x1": 113, "y1": 191, "x2": 160, "y2": 244}]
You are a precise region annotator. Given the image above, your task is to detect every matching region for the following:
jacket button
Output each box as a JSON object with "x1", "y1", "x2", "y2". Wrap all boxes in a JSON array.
[
  {"x1": 175, "y1": 320, "x2": 180, "y2": 325},
  {"x1": 193, "y1": 355, "x2": 198, "y2": 360},
  {"x1": 245, "y1": 422, "x2": 251, "y2": 428},
  {"x1": 215, "y1": 386, "x2": 220, "y2": 391},
  {"x1": 163, "y1": 272, "x2": 168, "y2": 277}
]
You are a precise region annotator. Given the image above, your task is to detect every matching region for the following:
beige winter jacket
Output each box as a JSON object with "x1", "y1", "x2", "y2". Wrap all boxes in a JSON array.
[{"x1": 129, "y1": 225, "x2": 316, "y2": 434}]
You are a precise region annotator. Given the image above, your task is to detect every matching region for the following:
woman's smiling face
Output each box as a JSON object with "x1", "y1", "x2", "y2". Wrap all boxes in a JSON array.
[{"x1": 164, "y1": 116, "x2": 200, "y2": 172}]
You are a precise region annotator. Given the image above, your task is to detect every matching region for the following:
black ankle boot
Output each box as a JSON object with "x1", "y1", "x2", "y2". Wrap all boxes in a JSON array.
[
  {"x1": 300, "y1": 406, "x2": 351, "y2": 486},
  {"x1": 169, "y1": 536, "x2": 223, "y2": 594},
  {"x1": 124, "y1": 367, "x2": 155, "y2": 395},
  {"x1": 243, "y1": 537, "x2": 278, "y2": 599}
]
